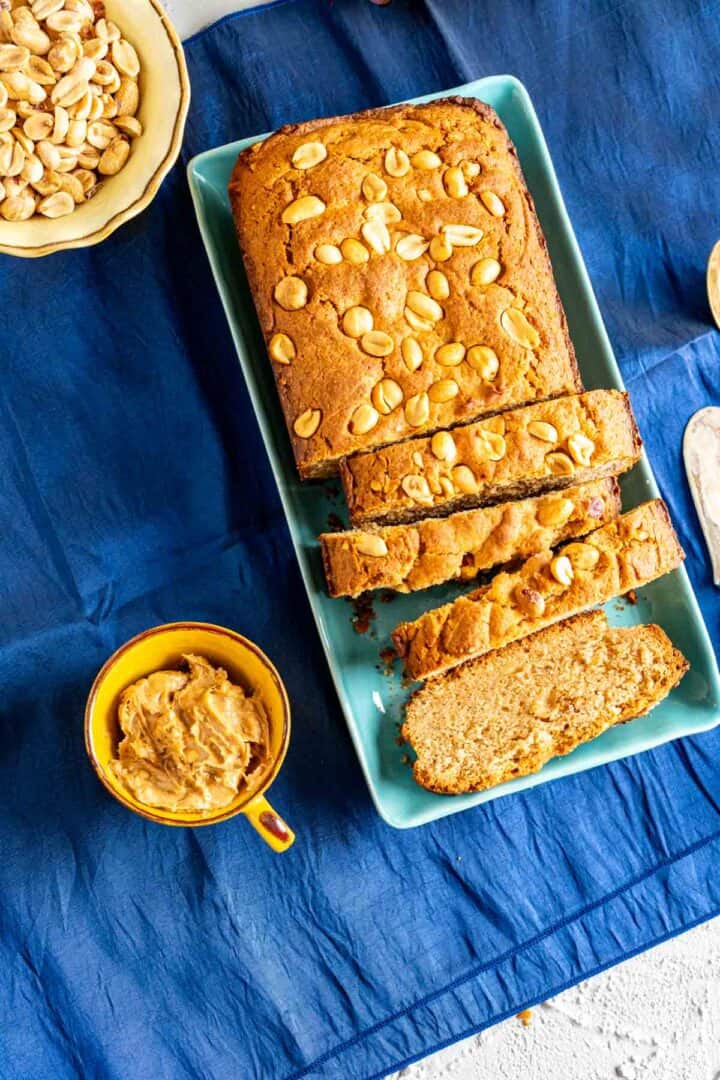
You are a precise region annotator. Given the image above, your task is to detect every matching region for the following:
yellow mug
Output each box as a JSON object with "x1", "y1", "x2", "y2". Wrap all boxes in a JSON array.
[{"x1": 84, "y1": 622, "x2": 294, "y2": 852}]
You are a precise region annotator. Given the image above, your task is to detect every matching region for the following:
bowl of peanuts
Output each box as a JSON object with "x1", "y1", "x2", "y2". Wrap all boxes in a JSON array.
[{"x1": 0, "y1": 0, "x2": 190, "y2": 257}]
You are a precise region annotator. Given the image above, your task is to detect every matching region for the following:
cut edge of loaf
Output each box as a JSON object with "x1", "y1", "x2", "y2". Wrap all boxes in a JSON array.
[
  {"x1": 342, "y1": 455, "x2": 635, "y2": 526},
  {"x1": 341, "y1": 389, "x2": 642, "y2": 526},
  {"x1": 320, "y1": 478, "x2": 621, "y2": 598},
  {"x1": 402, "y1": 610, "x2": 689, "y2": 794},
  {"x1": 323, "y1": 384, "x2": 582, "y2": 484},
  {"x1": 391, "y1": 499, "x2": 685, "y2": 680}
]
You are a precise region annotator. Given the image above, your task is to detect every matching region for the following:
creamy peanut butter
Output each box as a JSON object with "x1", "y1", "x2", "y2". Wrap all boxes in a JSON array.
[{"x1": 110, "y1": 654, "x2": 270, "y2": 812}]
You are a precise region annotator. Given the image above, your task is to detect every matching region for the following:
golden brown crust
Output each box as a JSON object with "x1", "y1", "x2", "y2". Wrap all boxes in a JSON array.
[
  {"x1": 402, "y1": 611, "x2": 689, "y2": 794},
  {"x1": 392, "y1": 500, "x2": 685, "y2": 680},
  {"x1": 320, "y1": 478, "x2": 620, "y2": 598},
  {"x1": 341, "y1": 389, "x2": 641, "y2": 526},
  {"x1": 229, "y1": 97, "x2": 582, "y2": 478}
]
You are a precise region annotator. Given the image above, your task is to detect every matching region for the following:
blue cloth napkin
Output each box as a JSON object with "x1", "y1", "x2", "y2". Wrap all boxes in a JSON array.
[{"x1": 1, "y1": 1, "x2": 719, "y2": 1077}]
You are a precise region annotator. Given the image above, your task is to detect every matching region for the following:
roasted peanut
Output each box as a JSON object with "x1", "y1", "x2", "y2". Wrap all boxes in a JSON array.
[
  {"x1": 97, "y1": 134, "x2": 128, "y2": 175},
  {"x1": 292, "y1": 140, "x2": 327, "y2": 170},
  {"x1": 349, "y1": 403, "x2": 379, "y2": 435}
]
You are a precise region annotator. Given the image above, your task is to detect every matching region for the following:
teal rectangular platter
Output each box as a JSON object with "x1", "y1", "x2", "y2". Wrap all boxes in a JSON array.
[{"x1": 188, "y1": 76, "x2": 720, "y2": 829}]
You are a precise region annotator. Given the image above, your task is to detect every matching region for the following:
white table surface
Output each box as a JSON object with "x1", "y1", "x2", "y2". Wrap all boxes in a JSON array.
[{"x1": 165, "y1": 2, "x2": 720, "y2": 1076}]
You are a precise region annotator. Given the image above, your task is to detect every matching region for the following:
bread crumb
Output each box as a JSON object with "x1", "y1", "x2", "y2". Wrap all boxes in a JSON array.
[
  {"x1": 380, "y1": 646, "x2": 397, "y2": 675},
  {"x1": 517, "y1": 1009, "x2": 532, "y2": 1027},
  {"x1": 625, "y1": 588, "x2": 638, "y2": 604},
  {"x1": 350, "y1": 593, "x2": 375, "y2": 634}
]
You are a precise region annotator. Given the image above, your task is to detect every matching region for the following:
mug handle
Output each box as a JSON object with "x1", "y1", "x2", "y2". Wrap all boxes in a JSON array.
[{"x1": 242, "y1": 794, "x2": 295, "y2": 852}]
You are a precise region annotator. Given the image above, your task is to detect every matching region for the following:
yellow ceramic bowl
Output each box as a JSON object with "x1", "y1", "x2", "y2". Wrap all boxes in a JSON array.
[
  {"x1": 85, "y1": 622, "x2": 294, "y2": 851},
  {"x1": 0, "y1": 0, "x2": 190, "y2": 258}
]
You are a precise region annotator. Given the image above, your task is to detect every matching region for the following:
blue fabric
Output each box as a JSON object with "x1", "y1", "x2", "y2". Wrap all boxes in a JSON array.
[{"x1": 1, "y1": 1, "x2": 719, "y2": 1077}]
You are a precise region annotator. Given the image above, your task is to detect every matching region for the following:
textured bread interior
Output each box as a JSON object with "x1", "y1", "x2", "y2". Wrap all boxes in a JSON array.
[{"x1": 402, "y1": 611, "x2": 688, "y2": 794}]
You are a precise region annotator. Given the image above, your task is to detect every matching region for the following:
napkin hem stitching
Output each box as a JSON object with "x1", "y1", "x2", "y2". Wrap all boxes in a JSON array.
[
  {"x1": 285, "y1": 824, "x2": 720, "y2": 1078},
  {"x1": 370, "y1": 901, "x2": 720, "y2": 1080}
]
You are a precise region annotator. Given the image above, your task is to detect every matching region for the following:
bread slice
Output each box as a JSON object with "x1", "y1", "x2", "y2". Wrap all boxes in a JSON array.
[
  {"x1": 341, "y1": 389, "x2": 640, "y2": 526},
  {"x1": 392, "y1": 500, "x2": 684, "y2": 680},
  {"x1": 320, "y1": 478, "x2": 620, "y2": 598},
  {"x1": 402, "y1": 611, "x2": 688, "y2": 794}
]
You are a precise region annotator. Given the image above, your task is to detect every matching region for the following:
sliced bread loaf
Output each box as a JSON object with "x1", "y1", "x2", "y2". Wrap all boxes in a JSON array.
[
  {"x1": 320, "y1": 479, "x2": 620, "y2": 598},
  {"x1": 402, "y1": 611, "x2": 688, "y2": 794},
  {"x1": 340, "y1": 389, "x2": 640, "y2": 526},
  {"x1": 392, "y1": 500, "x2": 684, "y2": 680}
]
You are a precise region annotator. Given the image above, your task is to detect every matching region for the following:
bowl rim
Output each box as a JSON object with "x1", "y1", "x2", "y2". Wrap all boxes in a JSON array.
[
  {"x1": 0, "y1": 0, "x2": 191, "y2": 259},
  {"x1": 84, "y1": 620, "x2": 292, "y2": 827}
]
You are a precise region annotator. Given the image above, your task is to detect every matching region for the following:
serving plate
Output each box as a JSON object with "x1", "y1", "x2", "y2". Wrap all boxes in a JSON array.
[{"x1": 188, "y1": 76, "x2": 720, "y2": 829}]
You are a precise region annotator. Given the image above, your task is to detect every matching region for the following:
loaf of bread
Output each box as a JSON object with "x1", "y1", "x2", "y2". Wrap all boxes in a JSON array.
[
  {"x1": 341, "y1": 389, "x2": 640, "y2": 526},
  {"x1": 229, "y1": 97, "x2": 582, "y2": 478},
  {"x1": 402, "y1": 611, "x2": 688, "y2": 794},
  {"x1": 392, "y1": 500, "x2": 684, "y2": 680},
  {"x1": 320, "y1": 478, "x2": 620, "y2": 598}
]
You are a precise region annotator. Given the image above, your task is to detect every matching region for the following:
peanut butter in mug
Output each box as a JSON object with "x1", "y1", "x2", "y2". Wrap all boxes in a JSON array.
[{"x1": 110, "y1": 654, "x2": 270, "y2": 812}]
